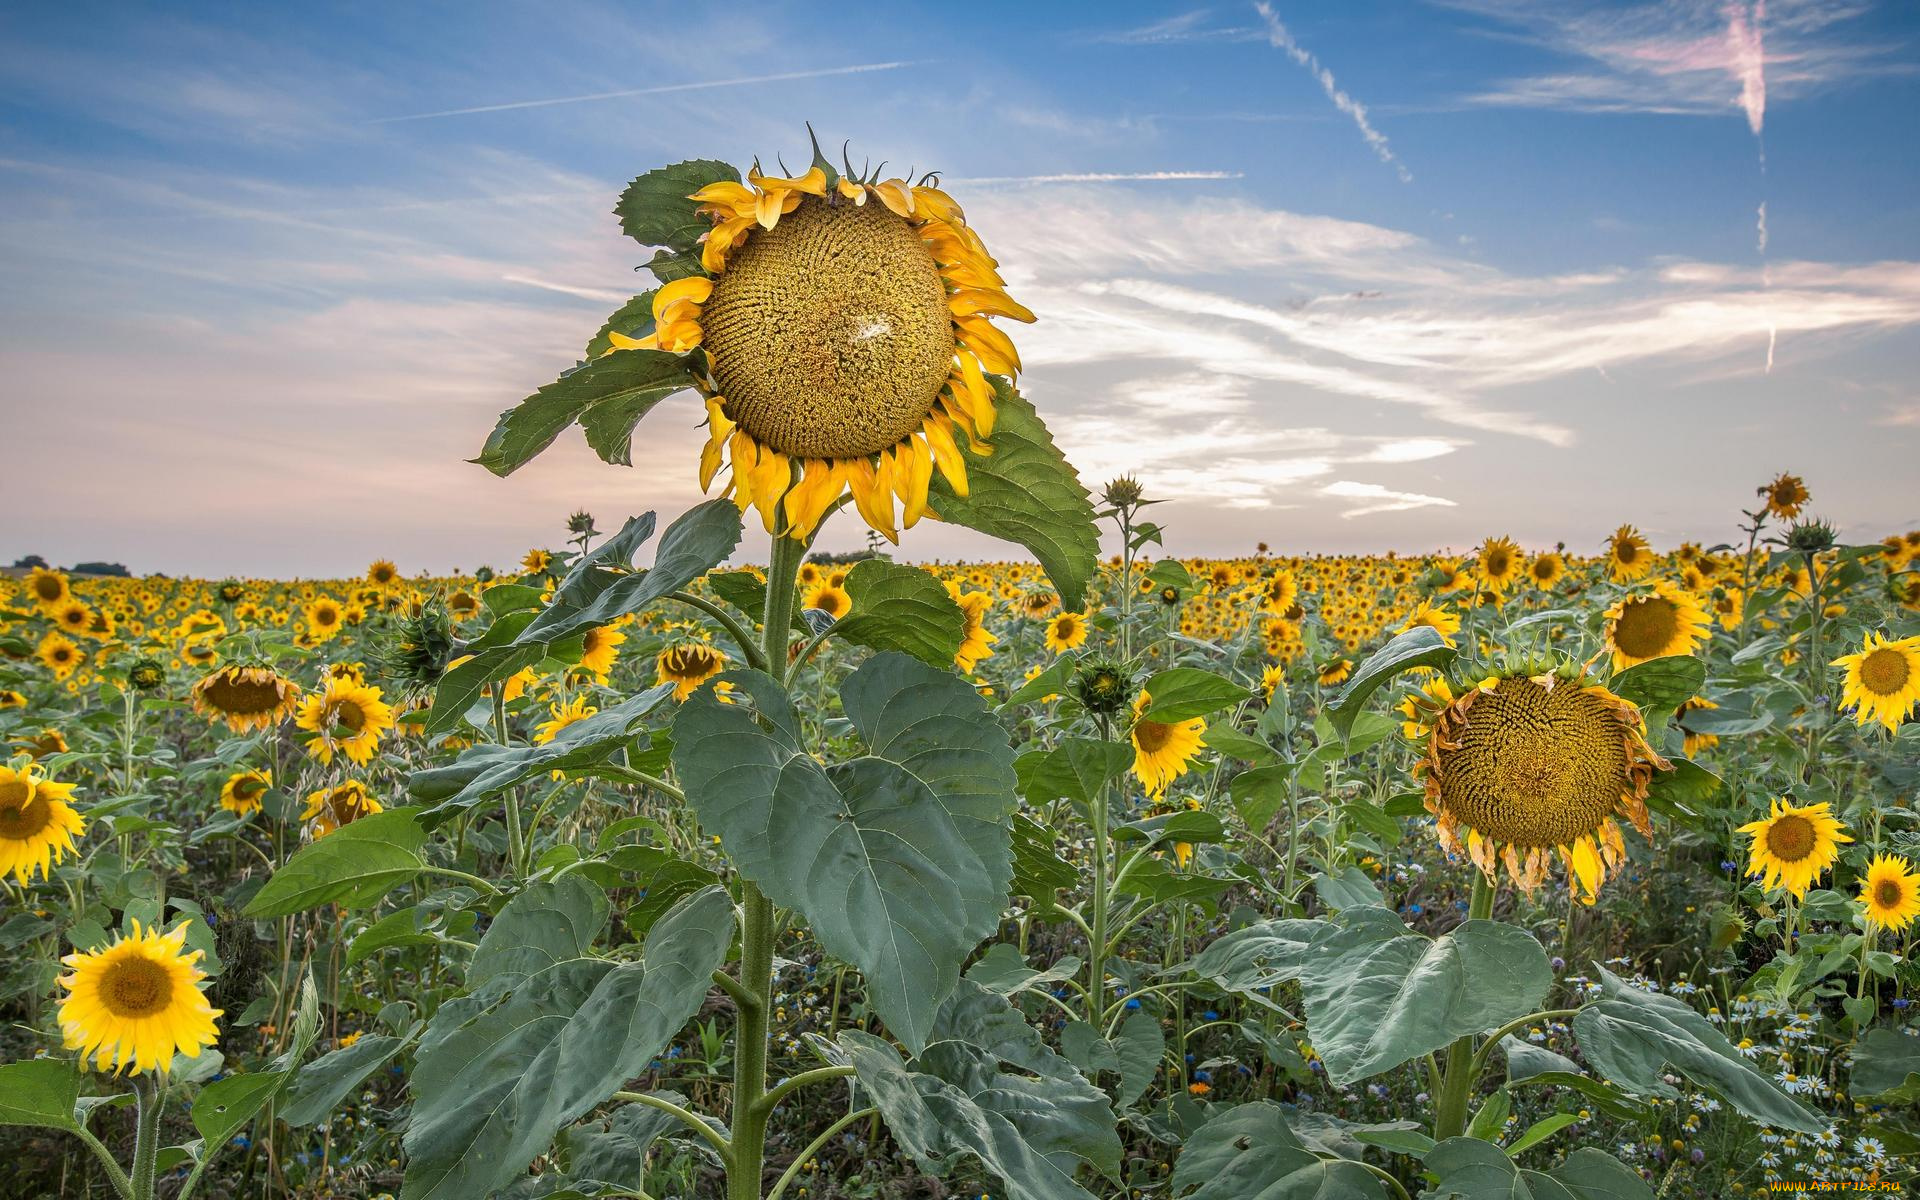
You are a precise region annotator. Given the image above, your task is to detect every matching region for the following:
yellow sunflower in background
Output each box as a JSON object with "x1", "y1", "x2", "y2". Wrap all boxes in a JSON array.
[
  {"x1": 1418, "y1": 669, "x2": 1669, "y2": 902},
  {"x1": 949, "y1": 583, "x2": 997, "y2": 673},
  {"x1": 1259, "y1": 570, "x2": 1299, "y2": 615},
  {"x1": 1476, "y1": 536, "x2": 1522, "y2": 593},
  {"x1": 219, "y1": 769, "x2": 272, "y2": 816},
  {"x1": 521, "y1": 548, "x2": 553, "y2": 576},
  {"x1": 1758, "y1": 472, "x2": 1810, "y2": 520},
  {"x1": 1044, "y1": 610, "x2": 1088, "y2": 654},
  {"x1": 802, "y1": 580, "x2": 851, "y2": 619},
  {"x1": 535, "y1": 695, "x2": 597, "y2": 744},
  {"x1": 1130, "y1": 691, "x2": 1206, "y2": 798},
  {"x1": 1603, "y1": 580, "x2": 1711, "y2": 670},
  {"x1": 25, "y1": 566, "x2": 70, "y2": 611},
  {"x1": 1605, "y1": 525, "x2": 1653, "y2": 583},
  {"x1": 619, "y1": 142, "x2": 1034, "y2": 542},
  {"x1": 294, "y1": 677, "x2": 395, "y2": 766},
  {"x1": 366, "y1": 559, "x2": 401, "y2": 589},
  {"x1": 579, "y1": 625, "x2": 627, "y2": 679},
  {"x1": 0, "y1": 761, "x2": 86, "y2": 884},
  {"x1": 1398, "y1": 598, "x2": 1461, "y2": 646},
  {"x1": 58, "y1": 920, "x2": 221, "y2": 1075},
  {"x1": 1675, "y1": 696, "x2": 1720, "y2": 757},
  {"x1": 656, "y1": 643, "x2": 728, "y2": 700},
  {"x1": 1858, "y1": 853, "x2": 1920, "y2": 932},
  {"x1": 189, "y1": 664, "x2": 302, "y2": 733},
  {"x1": 1737, "y1": 798, "x2": 1851, "y2": 897},
  {"x1": 1318, "y1": 658, "x2": 1354, "y2": 687},
  {"x1": 53, "y1": 599, "x2": 93, "y2": 636},
  {"x1": 304, "y1": 596, "x2": 346, "y2": 643},
  {"x1": 1831, "y1": 632, "x2": 1920, "y2": 732},
  {"x1": 37, "y1": 631, "x2": 84, "y2": 680},
  {"x1": 301, "y1": 781, "x2": 382, "y2": 837},
  {"x1": 1528, "y1": 551, "x2": 1565, "y2": 590}
]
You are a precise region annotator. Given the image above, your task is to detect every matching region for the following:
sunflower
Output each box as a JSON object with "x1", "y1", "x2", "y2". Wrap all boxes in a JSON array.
[
  {"x1": 219, "y1": 769, "x2": 272, "y2": 816},
  {"x1": 1527, "y1": 552, "x2": 1565, "y2": 590},
  {"x1": 1044, "y1": 610, "x2": 1088, "y2": 654},
  {"x1": 1605, "y1": 525, "x2": 1653, "y2": 583},
  {"x1": 304, "y1": 596, "x2": 346, "y2": 643},
  {"x1": 1398, "y1": 675, "x2": 1456, "y2": 740},
  {"x1": 1259, "y1": 664, "x2": 1285, "y2": 702},
  {"x1": 1476, "y1": 536, "x2": 1522, "y2": 593},
  {"x1": 1831, "y1": 632, "x2": 1920, "y2": 732},
  {"x1": 1603, "y1": 581, "x2": 1711, "y2": 670},
  {"x1": 1129, "y1": 691, "x2": 1206, "y2": 798},
  {"x1": 1858, "y1": 853, "x2": 1920, "y2": 933},
  {"x1": 535, "y1": 695, "x2": 597, "y2": 744},
  {"x1": 618, "y1": 146, "x2": 1033, "y2": 543},
  {"x1": 58, "y1": 920, "x2": 221, "y2": 1075},
  {"x1": 802, "y1": 580, "x2": 851, "y2": 619},
  {"x1": 1260, "y1": 571, "x2": 1299, "y2": 615},
  {"x1": 1418, "y1": 670, "x2": 1669, "y2": 902},
  {"x1": 301, "y1": 780, "x2": 383, "y2": 837},
  {"x1": 448, "y1": 589, "x2": 481, "y2": 622},
  {"x1": 1398, "y1": 598, "x2": 1461, "y2": 646},
  {"x1": 53, "y1": 599, "x2": 93, "y2": 635},
  {"x1": 190, "y1": 664, "x2": 302, "y2": 733},
  {"x1": 656, "y1": 643, "x2": 728, "y2": 701},
  {"x1": 1758, "y1": 472, "x2": 1810, "y2": 521},
  {"x1": 0, "y1": 761, "x2": 86, "y2": 884},
  {"x1": 1674, "y1": 696, "x2": 1720, "y2": 757},
  {"x1": 1736, "y1": 798, "x2": 1851, "y2": 898},
  {"x1": 37, "y1": 631, "x2": 84, "y2": 680},
  {"x1": 1317, "y1": 658, "x2": 1354, "y2": 687},
  {"x1": 293, "y1": 678, "x2": 395, "y2": 766},
  {"x1": 25, "y1": 566, "x2": 70, "y2": 610},
  {"x1": 366, "y1": 559, "x2": 401, "y2": 589},
  {"x1": 949, "y1": 583, "x2": 997, "y2": 673},
  {"x1": 579, "y1": 625, "x2": 627, "y2": 679},
  {"x1": 1022, "y1": 591, "x2": 1058, "y2": 619}
]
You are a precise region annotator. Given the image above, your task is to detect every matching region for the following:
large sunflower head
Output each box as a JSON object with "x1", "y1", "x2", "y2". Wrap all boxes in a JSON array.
[
  {"x1": 618, "y1": 140, "x2": 1034, "y2": 543},
  {"x1": 1130, "y1": 690, "x2": 1207, "y2": 799},
  {"x1": 1757, "y1": 472, "x2": 1810, "y2": 521},
  {"x1": 1858, "y1": 853, "x2": 1920, "y2": 933},
  {"x1": 1831, "y1": 632, "x2": 1920, "y2": 732},
  {"x1": 1418, "y1": 669, "x2": 1670, "y2": 902},
  {"x1": 1603, "y1": 580, "x2": 1712, "y2": 671},
  {"x1": 0, "y1": 760, "x2": 86, "y2": 884},
  {"x1": 59, "y1": 920, "x2": 221, "y2": 1075},
  {"x1": 293, "y1": 677, "x2": 395, "y2": 766},
  {"x1": 190, "y1": 664, "x2": 302, "y2": 733},
  {"x1": 1736, "y1": 797, "x2": 1851, "y2": 898}
]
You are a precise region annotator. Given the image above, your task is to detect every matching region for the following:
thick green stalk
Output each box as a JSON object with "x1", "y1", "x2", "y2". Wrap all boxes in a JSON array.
[
  {"x1": 1432, "y1": 871, "x2": 1496, "y2": 1141},
  {"x1": 129, "y1": 1074, "x2": 164, "y2": 1200},
  {"x1": 1087, "y1": 717, "x2": 1114, "y2": 1025},
  {"x1": 729, "y1": 529, "x2": 806, "y2": 1200}
]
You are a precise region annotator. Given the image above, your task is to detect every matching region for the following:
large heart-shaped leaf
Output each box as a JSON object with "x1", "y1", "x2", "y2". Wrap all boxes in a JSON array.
[
  {"x1": 673, "y1": 652, "x2": 1015, "y2": 1052},
  {"x1": 1424, "y1": 1138, "x2": 1654, "y2": 1199},
  {"x1": 1140, "y1": 668, "x2": 1248, "y2": 722},
  {"x1": 402, "y1": 885, "x2": 733, "y2": 1200},
  {"x1": 1326, "y1": 625, "x2": 1456, "y2": 741},
  {"x1": 927, "y1": 379, "x2": 1098, "y2": 612},
  {"x1": 827, "y1": 559, "x2": 966, "y2": 667},
  {"x1": 244, "y1": 809, "x2": 428, "y2": 918},
  {"x1": 1851, "y1": 1027, "x2": 1920, "y2": 1101},
  {"x1": 0, "y1": 1059, "x2": 81, "y2": 1132},
  {"x1": 1572, "y1": 966, "x2": 1824, "y2": 1133},
  {"x1": 280, "y1": 1035, "x2": 405, "y2": 1127},
  {"x1": 1170, "y1": 1101, "x2": 1386, "y2": 1198}
]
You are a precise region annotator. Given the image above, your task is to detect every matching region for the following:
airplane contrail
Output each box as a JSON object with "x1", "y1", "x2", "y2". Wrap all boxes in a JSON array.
[
  {"x1": 371, "y1": 61, "x2": 919, "y2": 123},
  {"x1": 1252, "y1": 2, "x2": 1410, "y2": 183}
]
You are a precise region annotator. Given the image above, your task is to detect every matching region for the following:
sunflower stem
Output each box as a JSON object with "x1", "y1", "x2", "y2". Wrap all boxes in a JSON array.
[
  {"x1": 1432, "y1": 870, "x2": 1497, "y2": 1141},
  {"x1": 129, "y1": 1073, "x2": 164, "y2": 1200},
  {"x1": 727, "y1": 526, "x2": 807, "y2": 1200},
  {"x1": 1087, "y1": 714, "x2": 1114, "y2": 1026}
]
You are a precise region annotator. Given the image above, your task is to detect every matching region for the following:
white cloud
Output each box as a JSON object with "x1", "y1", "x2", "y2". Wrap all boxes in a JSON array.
[{"x1": 1319, "y1": 481, "x2": 1458, "y2": 518}]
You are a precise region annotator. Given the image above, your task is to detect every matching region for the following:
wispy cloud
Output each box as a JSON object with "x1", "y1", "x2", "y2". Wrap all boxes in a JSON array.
[
  {"x1": 371, "y1": 61, "x2": 919, "y2": 123},
  {"x1": 1253, "y1": 2, "x2": 1412, "y2": 182},
  {"x1": 1089, "y1": 9, "x2": 1261, "y2": 45},
  {"x1": 949, "y1": 171, "x2": 1244, "y2": 187},
  {"x1": 1320, "y1": 480, "x2": 1458, "y2": 517}
]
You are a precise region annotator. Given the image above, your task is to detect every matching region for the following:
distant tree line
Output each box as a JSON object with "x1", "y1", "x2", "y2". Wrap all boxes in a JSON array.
[{"x1": 10, "y1": 555, "x2": 130, "y2": 577}]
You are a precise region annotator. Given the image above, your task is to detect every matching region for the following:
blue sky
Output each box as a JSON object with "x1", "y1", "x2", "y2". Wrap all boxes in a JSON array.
[{"x1": 3, "y1": 1, "x2": 1917, "y2": 576}]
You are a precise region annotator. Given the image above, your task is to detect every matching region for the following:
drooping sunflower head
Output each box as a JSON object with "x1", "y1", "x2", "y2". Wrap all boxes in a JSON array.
[
  {"x1": 618, "y1": 141, "x2": 1033, "y2": 544},
  {"x1": 1603, "y1": 581, "x2": 1712, "y2": 671},
  {"x1": 1606, "y1": 524, "x2": 1653, "y2": 582},
  {"x1": 301, "y1": 780, "x2": 382, "y2": 837},
  {"x1": 656, "y1": 641, "x2": 728, "y2": 701},
  {"x1": 1736, "y1": 797, "x2": 1852, "y2": 898},
  {"x1": 1130, "y1": 690, "x2": 1207, "y2": 799},
  {"x1": 1858, "y1": 853, "x2": 1920, "y2": 933},
  {"x1": 59, "y1": 920, "x2": 221, "y2": 1075},
  {"x1": 948, "y1": 582, "x2": 998, "y2": 673},
  {"x1": 1831, "y1": 632, "x2": 1920, "y2": 732},
  {"x1": 1418, "y1": 669, "x2": 1670, "y2": 902},
  {"x1": 0, "y1": 760, "x2": 86, "y2": 884},
  {"x1": 190, "y1": 664, "x2": 302, "y2": 733}
]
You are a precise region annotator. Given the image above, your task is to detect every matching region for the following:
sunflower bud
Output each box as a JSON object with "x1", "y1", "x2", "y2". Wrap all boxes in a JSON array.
[
  {"x1": 567, "y1": 510, "x2": 600, "y2": 538},
  {"x1": 1074, "y1": 657, "x2": 1133, "y2": 717},
  {"x1": 126, "y1": 657, "x2": 168, "y2": 693},
  {"x1": 379, "y1": 602, "x2": 457, "y2": 695},
  {"x1": 1101, "y1": 476, "x2": 1146, "y2": 510},
  {"x1": 1783, "y1": 518, "x2": 1837, "y2": 555}
]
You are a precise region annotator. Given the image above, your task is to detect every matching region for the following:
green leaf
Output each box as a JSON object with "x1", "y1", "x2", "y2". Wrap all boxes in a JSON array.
[
  {"x1": 829, "y1": 559, "x2": 965, "y2": 667},
  {"x1": 673, "y1": 654, "x2": 1015, "y2": 1053},
  {"x1": 1313, "y1": 867, "x2": 1385, "y2": 912},
  {"x1": 280, "y1": 1035, "x2": 405, "y2": 1127},
  {"x1": 1004, "y1": 655, "x2": 1074, "y2": 707},
  {"x1": 468, "y1": 877, "x2": 609, "y2": 986},
  {"x1": 1019, "y1": 737, "x2": 1132, "y2": 810},
  {"x1": 583, "y1": 292, "x2": 657, "y2": 360},
  {"x1": 1228, "y1": 762, "x2": 1296, "y2": 833},
  {"x1": 1111, "y1": 1010, "x2": 1164, "y2": 1110},
  {"x1": 1852, "y1": 1027, "x2": 1920, "y2": 1101},
  {"x1": 1464, "y1": 1086, "x2": 1511, "y2": 1142},
  {"x1": 1609, "y1": 656, "x2": 1706, "y2": 722},
  {"x1": 347, "y1": 907, "x2": 440, "y2": 968},
  {"x1": 244, "y1": 809, "x2": 427, "y2": 918},
  {"x1": 473, "y1": 349, "x2": 694, "y2": 477},
  {"x1": 927, "y1": 379, "x2": 1098, "y2": 611},
  {"x1": 1572, "y1": 965, "x2": 1824, "y2": 1132},
  {"x1": 1500, "y1": 1036, "x2": 1582, "y2": 1083},
  {"x1": 1010, "y1": 814, "x2": 1075, "y2": 918},
  {"x1": 1183, "y1": 917, "x2": 1326, "y2": 996},
  {"x1": 1327, "y1": 626, "x2": 1456, "y2": 741},
  {"x1": 1201, "y1": 725, "x2": 1279, "y2": 764},
  {"x1": 193, "y1": 1070, "x2": 290, "y2": 1147},
  {"x1": 1504, "y1": 1112, "x2": 1581, "y2": 1156},
  {"x1": 839, "y1": 1030, "x2": 1103, "y2": 1200},
  {"x1": 0, "y1": 1058, "x2": 81, "y2": 1131},
  {"x1": 560, "y1": 1094, "x2": 707, "y2": 1191},
  {"x1": 1641, "y1": 757, "x2": 1722, "y2": 825},
  {"x1": 965, "y1": 944, "x2": 1082, "y2": 998},
  {"x1": 1425, "y1": 1138, "x2": 1654, "y2": 1200},
  {"x1": 402, "y1": 886, "x2": 734, "y2": 1200},
  {"x1": 615, "y1": 159, "x2": 737, "y2": 250},
  {"x1": 1169, "y1": 1101, "x2": 1386, "y2": 1198},
  {"x1": 523, "y1": 501, "x2": 743, "y2": 645},
  {"x1": 408, "y1": 685, "x2": 673, "y2": 821},
  {"x1": 1140, "y1": 668, "x2": 1249, "y2": 722}
]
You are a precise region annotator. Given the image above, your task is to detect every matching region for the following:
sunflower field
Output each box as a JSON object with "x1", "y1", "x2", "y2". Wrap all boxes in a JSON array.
[{"x1": 2, "y1": 145, "x2": 1919, "y2": 1200}]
